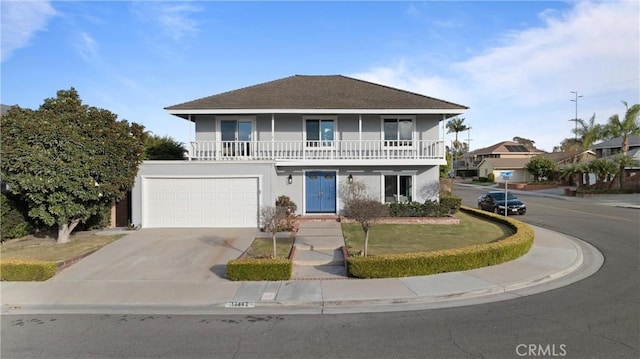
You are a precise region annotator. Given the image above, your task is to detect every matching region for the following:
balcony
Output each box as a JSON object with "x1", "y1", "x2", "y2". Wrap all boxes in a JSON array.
[{"x1": 188, "y1": 140, "x2": 445, "y2": 165}]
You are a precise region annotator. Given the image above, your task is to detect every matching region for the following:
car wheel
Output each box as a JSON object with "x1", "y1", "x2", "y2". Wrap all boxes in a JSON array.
[{"x1": 478, "y1": 203, "x2": 483, "y2": 210}]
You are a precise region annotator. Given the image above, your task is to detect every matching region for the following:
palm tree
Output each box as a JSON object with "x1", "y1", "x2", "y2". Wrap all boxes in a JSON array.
[
  {"x1": 573, "y1": 113, "x2": 603, "y2": 150},
  {"x1": 603, "y1": 101, "x2": 640, "y2": 188},
  {"x1": 446, "y1": 117, "x2": 470, "y2": 159}
]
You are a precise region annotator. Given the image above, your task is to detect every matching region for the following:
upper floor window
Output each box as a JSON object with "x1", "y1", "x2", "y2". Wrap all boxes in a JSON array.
[
  {"x1": 383, "y1": 118, "x2": 413, "y2": 146},
  {"x1": 306, "y1": 119, "x2": 334, "y2": 147}
]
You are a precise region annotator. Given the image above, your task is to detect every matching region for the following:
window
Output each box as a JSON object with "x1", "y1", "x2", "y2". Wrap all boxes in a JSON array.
[
  {"x1": 384, "y1": 175, "x2": 412, "y2": 203},
  {"x1": 383, "y1": 118, "x2": 412, "y2": 146},
  {"x1": 306, "y1": 119, "x2": 334, "y2": 147}
]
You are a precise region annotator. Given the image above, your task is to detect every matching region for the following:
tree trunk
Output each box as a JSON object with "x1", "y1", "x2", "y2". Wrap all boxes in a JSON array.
[
  {"x1": 363, "y1": 228, "x2": 370, "y2": 257},
  {"x1": 57, "y1": 219, "x2": 80, "y2": 244}
]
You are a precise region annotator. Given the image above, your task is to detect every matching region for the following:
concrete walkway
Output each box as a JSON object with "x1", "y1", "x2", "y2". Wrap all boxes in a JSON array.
[{"x1": 291, "y1": 220, "x2": 347, "y2": 280}]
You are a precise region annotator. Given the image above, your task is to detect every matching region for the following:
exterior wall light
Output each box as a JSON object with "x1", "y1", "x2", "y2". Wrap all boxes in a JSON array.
[
  {"x1": 287, "y1": 174, "x2": 293, "y2": 184},
  {"x1": 348, "y1": 174, "x2": 353, "y2": 183}
]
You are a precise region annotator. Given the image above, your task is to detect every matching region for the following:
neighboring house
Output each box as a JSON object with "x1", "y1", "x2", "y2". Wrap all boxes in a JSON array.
[
  {"x1": 545, "y1": 150, "x2": 596, "y2": 186},
  {"x1": 130, "y1": 75, "x2": 468, "y2": 228},
  {"x1": 591, "y1": 135, "x2": 640, "y2": 164},
  {"x1": 546, "y1": 149, "x2": 596, "y2": 168},
  {"x1": 462, "y1": 141, "x2": 546, "y2": 182},
  {"x1": 591, "y1": 135, "x2": 640, "y2": 189},
  {"x1": 477, "y1": 158, "x2": 532, "y2": 183},
  {"x1": 462, "y1": 140, "x2": 545, "y2": 170}
]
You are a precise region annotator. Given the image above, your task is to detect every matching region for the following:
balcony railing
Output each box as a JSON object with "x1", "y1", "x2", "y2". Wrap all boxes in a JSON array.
[{"x1": 188, "y1": 140, "x2": 445, "y2": 161}]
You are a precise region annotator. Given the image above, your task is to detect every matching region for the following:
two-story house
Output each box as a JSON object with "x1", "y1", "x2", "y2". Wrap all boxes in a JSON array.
[{"x1": 130, "y1": 75, "x2": 467, "y2": 228}]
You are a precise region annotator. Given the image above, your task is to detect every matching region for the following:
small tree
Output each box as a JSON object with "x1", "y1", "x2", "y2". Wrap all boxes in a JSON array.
[
  {"x1": 342, "y1": 180, "x2": 388, "y2": 257},
  {"x1": 260, "y1": 206, "x2": 288, "y2": 258},
  {"x1": 144, "y1": 134, "x2": 187, "y2": 160},
  {"x1": 526, "y1": 156, "x2": 557, "y2": 183},
  {"x1": 612, "y1": 154, "x2": 640, "y2": 189},
  {"x1": 1, "y1": 89, "x2": 146, "y2": 243},
  {"x1": 588, "y1": 158, "x2": 619, "y2": 189},
  {"x1": 603, "y1": 101, "x2": 640, "y2": 189}
]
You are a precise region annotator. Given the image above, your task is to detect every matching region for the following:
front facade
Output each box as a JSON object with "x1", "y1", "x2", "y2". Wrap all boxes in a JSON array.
[{"x1": 131, "y1": 75, "x2": 467, "y2": 228}]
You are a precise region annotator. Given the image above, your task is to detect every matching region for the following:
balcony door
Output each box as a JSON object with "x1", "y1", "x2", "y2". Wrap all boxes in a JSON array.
[
  {"x1": 306, "y1": 119, "x2": 334, "y2": 147},
  {"x1": 220, "y1": 119, "x2": 253, "y2": 157}
]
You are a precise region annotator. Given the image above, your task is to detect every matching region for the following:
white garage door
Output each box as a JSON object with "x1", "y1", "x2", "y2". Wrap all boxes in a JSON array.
[{"x1": 143, "y1": 177, "x2": 258, "y2": 228}]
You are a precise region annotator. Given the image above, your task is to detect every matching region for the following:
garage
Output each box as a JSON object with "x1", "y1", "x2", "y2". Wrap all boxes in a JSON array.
[{"x1": 142, "y1": 177, "x2": 259, "y2": 228}]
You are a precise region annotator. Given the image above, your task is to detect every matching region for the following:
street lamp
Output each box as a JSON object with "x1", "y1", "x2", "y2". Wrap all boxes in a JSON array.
[{"x1": 570, "y1": 91, "x2": 583, "y2": 140}]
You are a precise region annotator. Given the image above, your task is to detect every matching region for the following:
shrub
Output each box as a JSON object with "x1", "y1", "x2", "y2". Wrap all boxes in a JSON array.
[
  {"x1": 487, "y1": 173, "x2": 495, "y2": 183},
  {"x1": 275, "y1": 195, "x2": 298, "y2": 231},
  {"x1": 226, "y1": 258, "x2": 292, "y2": 281},
  {"x1": 387, "y1": 194, "x2": 461, "y2": 217},
  {"x1": 439, "y1": 193, "x2": 462, "y2": 214},
  {"x1": 1, "y1": 192, "x2": 33, "y2": 241},
  {"x1": 0, "y1": 259, "x2": 57, "y2": 281},
  {"x1": 347, "y1": 206, "x2": 534, "y2": 278}
]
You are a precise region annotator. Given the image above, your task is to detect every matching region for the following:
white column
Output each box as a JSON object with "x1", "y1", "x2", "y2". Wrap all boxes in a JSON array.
[
  {"x1": 358, "y1": 114, "x2": 362, "y2": 159},
  {"x1": 271, "y1": 113, "x2": 275, "y2": 160}
]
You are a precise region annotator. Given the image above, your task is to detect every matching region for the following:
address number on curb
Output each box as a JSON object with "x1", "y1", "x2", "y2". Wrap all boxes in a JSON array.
[{"x1": 225, "y1": 301, "x2": 255, "y2": 308}]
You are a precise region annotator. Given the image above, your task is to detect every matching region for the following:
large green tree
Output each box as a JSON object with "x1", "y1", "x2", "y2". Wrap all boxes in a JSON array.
[
  {"x1": 1, "y1": 89, "x2": 147, "y2": 243},
  {"x1": 526, "y1": 156, "x2": 557, "y2": 182}
]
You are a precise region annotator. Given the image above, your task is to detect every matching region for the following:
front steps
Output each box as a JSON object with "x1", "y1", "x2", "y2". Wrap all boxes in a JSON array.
[{"x1": 291, "y1": 220, "x2": 348, "y2": 280}]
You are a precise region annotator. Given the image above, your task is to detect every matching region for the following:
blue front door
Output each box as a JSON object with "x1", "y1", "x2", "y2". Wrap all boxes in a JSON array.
[{"x1": 305, "y1": 171, "x2": 336, "y2": 213}]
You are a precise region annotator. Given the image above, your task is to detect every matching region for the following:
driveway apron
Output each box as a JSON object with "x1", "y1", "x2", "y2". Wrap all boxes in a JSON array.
[{"x1": 51, "y1": 228, "x2": 257, "y2": 282}]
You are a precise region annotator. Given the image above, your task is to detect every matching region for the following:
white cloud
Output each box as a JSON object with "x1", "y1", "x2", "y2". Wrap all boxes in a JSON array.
[
  {"x1": 132, "y1": 2, "x2": 201, "y2": 41},
  {"x1": 76, "y1": 32, "x2": 98, "y2": 62},
  {"x1": 351, "y1": 1, "x2": 640, "y2": 152},
  {"x1": 1, "y1": 1, "x2": 57, "y2": 62}
]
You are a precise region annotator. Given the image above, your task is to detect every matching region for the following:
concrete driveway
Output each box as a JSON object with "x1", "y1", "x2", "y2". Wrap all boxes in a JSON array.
[{"x1": 52, "y1": 228, "x2": 257, "y2": 282}]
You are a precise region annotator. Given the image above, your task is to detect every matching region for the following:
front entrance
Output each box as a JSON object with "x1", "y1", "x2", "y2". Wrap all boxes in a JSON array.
[{"x1": 305, "y1": 171, "x2": 336, "y2": 213}]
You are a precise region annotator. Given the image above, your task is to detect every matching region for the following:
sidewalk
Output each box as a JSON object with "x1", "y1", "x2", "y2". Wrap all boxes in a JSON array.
[{"x1": 1, "y1": 223, "x2": 604, "y2": 315}]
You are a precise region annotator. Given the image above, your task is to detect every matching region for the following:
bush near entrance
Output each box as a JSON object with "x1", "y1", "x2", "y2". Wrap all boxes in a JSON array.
[
  {"x1": 346, "y1": 206, "x2": 534, "y2": 279},
  {"x1": 226, "y1": 258, "x2": 292, "y2": 281},
  {"x1": 0, "y1": 259, "x2": 57, "y2": 281}
]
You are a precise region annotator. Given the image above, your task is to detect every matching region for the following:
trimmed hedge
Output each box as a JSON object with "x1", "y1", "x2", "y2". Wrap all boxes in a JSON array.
[
  {"x1": 347, "y1": 206, "x2": 534, "y2": 278},
  {"x1": 226, "y1": 258, "x2": 292, "y2": 281},
  {"x1": 0, "y1": 259, "x2": 57, "y2": 281}
]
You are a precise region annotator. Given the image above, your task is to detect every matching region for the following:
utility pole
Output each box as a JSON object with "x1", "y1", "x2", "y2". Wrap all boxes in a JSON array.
[{"x1": 570, "y1": 91, "x2": 583, "y2": 140}]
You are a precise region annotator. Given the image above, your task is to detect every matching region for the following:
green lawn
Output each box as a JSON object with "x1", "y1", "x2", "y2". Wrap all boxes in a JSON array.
[
  {"x1": 243, "y1": 235, "x2": 295, "y2": 259},
  {"x1": 342, "y1": 211, "x2": 514, "y2": 256},
  {"x1": 0, "y1": 231, "x2": 126, "y2": 262}
]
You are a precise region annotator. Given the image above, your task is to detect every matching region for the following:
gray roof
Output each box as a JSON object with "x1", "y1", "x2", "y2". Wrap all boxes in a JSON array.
[
  {"x1": 591, "y1": 135, "x2": 640, "y2": 149},
  {"x1": 165, "y1": 75, "x2": 468, "y2": 115}
]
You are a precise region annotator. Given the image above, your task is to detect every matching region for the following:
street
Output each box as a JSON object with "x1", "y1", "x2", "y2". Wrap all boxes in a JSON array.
[{"x1": 2, "y1": 185, "x2": 638, "y2": 359}]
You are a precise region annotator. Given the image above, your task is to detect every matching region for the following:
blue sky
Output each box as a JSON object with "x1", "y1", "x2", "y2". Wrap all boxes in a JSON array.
[{"x1": 2, "y1": 1, "x2": 639, "y2": 152}]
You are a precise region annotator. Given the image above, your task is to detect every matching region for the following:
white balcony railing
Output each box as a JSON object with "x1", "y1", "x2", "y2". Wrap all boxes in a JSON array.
[{"x1": 189, "y1": 140, "x2": 445, "y2": 161}]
